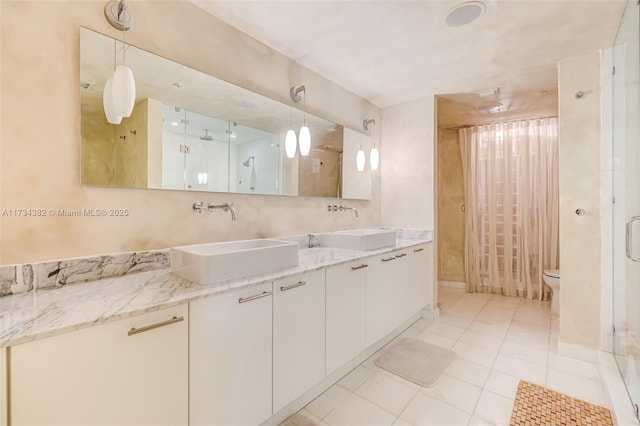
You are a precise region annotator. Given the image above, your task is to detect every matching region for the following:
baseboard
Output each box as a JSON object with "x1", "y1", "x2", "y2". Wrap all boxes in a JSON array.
[
  {"x1": 438, "y1": 280, "x2": 465, "y2": 289},
  {"x1": 557, "y1": 341, "x2": 598, "y2": 363},
  {"x1": 597, "y1": 351, "x2": 640, "y2": 424},
  {"x1": 421, "y1": 304, "x2": 439, "y2": 321}
]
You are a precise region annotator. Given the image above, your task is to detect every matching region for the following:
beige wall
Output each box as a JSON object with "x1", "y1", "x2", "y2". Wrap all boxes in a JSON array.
[
  {"x1": 0, "y1": 0, "x2": 381, "y2": 265},
  {"x1": 381, "y1": 97, "x2": 437, "y2": 305},
  {"x1": 558, "y1": 53, "x2": 602, "y2": 349},
  {"x1": 436, "y1": 129, "x2": 465, "y2": 283},
  {"x1": 381, "y1": 98, "x2": 435, "y2": 229}
]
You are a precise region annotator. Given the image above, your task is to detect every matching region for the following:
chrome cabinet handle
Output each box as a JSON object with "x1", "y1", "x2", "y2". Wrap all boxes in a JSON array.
[
  {"x1": 395, "y1": 253, "x2": 407, "y2": 258},
  {"x1": 413, "y1": 248, "x2": 424, "y2": 253},
  {"x1": 280, "y1": 281, "x2": 306, "y2": 292},
  {"x1": 626, "y1": 216, "x2": 640, "y2": 262},
  {"x1": 239, "y1": 291, "x2": 272, "y2": 304},
  {"x1": 351, "y1": 264, "x2": 368, "y2": 270},
  {"x1": 128, "y1": 316, "x2": 184, "y2": 336},
  {"x1": 381, "y1": 257, "x2": 396, "y2": 262}
]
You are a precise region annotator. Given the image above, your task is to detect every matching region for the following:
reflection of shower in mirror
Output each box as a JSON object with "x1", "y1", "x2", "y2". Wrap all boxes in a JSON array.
[
  {"x1": 242, "y1": 156, "x2": 255, "y2": 167},
  {"x1": 200, "y1": 129, "x2": 213, "y2": 141}
]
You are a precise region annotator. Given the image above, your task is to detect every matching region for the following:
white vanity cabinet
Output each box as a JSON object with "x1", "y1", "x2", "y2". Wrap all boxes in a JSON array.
[
  {"x1": 8, "y1": 305, "x2": 189, "y2": 426},
  {"x1": 273, "y1": 269, "x2": 326, "y2": 412},
  {"x1": 325, "y1": 260, "x2": 367, "y2": 375},
  {"x1": 390, "y1": 248, "x2": 414, "y2": 326},
  {"x1": 408, "y1": 243, "x2": 433, "y2": 315},
  {"x1": 366, "y1": 252, "x2": 403, "y2": 346},
  {"x1": 189, "y1": 282, "x2": 273, "y2": 426}
]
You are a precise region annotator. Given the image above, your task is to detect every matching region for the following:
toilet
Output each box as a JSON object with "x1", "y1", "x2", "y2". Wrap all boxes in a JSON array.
[{"x1": 543, "y1": 270, "x2": 560, "y2": 315}]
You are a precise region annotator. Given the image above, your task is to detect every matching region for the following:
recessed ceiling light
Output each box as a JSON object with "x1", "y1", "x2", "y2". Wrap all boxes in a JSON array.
[
  {"x1": 171, "y1": 121, "x2": 179, "y2": 126},
  {"x1": 446, "y1": 1, "x2": 486, "y2": 27}
]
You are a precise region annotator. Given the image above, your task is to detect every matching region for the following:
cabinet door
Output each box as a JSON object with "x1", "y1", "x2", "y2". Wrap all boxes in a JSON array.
[
  {"x1": 391, "y1": 249, "x2": 413, "y2": 325},
  {"x1": 366, "y1": 253, "x2": 400, "y2": 346},
  {"x1": 10, "y1": 305, "x2": 188, "y2": 426},
  {"x1": 273, "y1": 269, "x2": 326, "y2": 412},
  {"x1": 190, "y1": 282, "x2": 272, "y2": 426},
  {"x1": 408, "y1": 244, "x2": 433, "y2": 314},
  {"x1": 325, "y1": 261, "x2": 367, "y2": 375}
]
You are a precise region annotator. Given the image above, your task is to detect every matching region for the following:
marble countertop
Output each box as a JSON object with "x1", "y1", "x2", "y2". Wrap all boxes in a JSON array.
[{"x1": 0, "y1": 237, "x2": 431, "y2": 348}]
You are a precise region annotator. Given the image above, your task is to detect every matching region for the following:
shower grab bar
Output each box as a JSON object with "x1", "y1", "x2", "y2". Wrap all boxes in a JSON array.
[{"x1": 626, "y1": 216, "x2": 640, "y2": 262}]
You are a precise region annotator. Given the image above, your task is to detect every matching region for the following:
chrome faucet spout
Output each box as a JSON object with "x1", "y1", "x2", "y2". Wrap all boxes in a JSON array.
[
  {"x1": 208, "y1": 202, "x2": 237, "y2": 221},
  {"x1": 338, "y1": 205, "x2": 359, "y2": 218}
]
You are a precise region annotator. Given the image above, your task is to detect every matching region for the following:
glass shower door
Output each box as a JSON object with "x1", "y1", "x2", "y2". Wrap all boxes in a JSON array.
[{"x1": 612, "y1": 0, "x2": 640, "y2": 418}]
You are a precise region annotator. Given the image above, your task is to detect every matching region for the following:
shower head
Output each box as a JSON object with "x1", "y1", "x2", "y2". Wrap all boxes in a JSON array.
[
  {"x1": 200, "y1": 129, "x2": 213, "y2": 141},
  {"x1": 242, "y1": 156, "x2": 254, "y2": 167}
]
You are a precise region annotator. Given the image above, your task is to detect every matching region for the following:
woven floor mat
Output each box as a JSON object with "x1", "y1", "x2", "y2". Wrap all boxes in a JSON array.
[{"x1": 510, "y1": 380, "x2": 613, "y2": 426}]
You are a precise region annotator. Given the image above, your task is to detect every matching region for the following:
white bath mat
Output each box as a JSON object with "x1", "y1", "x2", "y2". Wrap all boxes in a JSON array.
[{"x1": 374, "y1": 338, "x2": 456, "y2": 387}]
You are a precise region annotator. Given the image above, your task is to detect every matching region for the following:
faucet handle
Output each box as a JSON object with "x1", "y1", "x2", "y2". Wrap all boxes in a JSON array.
[{"x1": 193, "y1": 201, "x2": 204, "y2": 213}]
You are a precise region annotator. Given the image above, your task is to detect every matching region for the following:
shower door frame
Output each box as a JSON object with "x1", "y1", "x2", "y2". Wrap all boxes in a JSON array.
[{"x1": 612, "y1": 0, "x2": 640, "y2": 420}]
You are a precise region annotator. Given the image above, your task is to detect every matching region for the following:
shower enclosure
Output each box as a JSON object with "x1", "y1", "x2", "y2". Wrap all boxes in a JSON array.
[{"x1": 612, "y1": 0, "x2": 640, "y2": 419}]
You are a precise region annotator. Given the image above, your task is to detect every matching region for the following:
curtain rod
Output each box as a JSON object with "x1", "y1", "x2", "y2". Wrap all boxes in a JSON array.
[{"x1": 442, "y1": 115, "x2": 558, "y2": 130}]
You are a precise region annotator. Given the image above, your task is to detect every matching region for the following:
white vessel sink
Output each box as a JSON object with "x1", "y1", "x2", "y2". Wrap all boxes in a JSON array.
[
  {"x1": 170, "y1": 239, "x2": 299, "y2": 284},
  {"x1": 320, "y1": 228, "x2": 396, "y2": 251}
]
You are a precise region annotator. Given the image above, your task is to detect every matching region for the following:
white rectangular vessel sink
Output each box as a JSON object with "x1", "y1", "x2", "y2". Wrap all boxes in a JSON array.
[
  {"x1": 170, "y1": 239, "x2": 299, "y2": 285},
  {"x1": 320, "y1": 228, "x2": 396, "y2": 251}
]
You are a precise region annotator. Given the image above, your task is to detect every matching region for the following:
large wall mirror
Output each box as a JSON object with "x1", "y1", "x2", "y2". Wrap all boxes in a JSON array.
[{"x1": 80, "y1": 27, "x2": 372, "y2": 200}]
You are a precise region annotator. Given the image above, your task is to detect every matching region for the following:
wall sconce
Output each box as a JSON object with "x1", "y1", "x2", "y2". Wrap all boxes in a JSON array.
[
  {"x1": 363, "y1": 119, "x2": 379, "y2": 171},
  {"x1": 291, "y1": 85, "x2": 311, "y2": 156},
  {"x1": 104, "y1": 0, "x2": 136, "y2": 120}
]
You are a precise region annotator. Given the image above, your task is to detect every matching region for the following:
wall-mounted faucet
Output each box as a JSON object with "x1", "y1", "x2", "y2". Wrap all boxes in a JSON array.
[
  {"x1": 192, "y1": 201, "x2": 236, "y2": 221},
  {"x1": 208, "y1": 202, "x2": 236, "y2": 221},
  {"x1": 327, "y1": 204, "x2": 359, "y2": 218},
  {"x1": 338, "y1": 205, "x2": 359, "y2": 218}
]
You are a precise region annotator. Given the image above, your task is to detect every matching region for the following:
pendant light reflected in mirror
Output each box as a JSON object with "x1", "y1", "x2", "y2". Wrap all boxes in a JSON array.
[
  {"x1": 364, "y1": 119, "x2": 379, "y2": 171},
  {"x1": 356, "y1": 135, "x2": 366, "y2": 172},
  {"x1": 285, "y1": 129, "x2": 297, "y2": 158},
  {"x1": 285, "y1": 102, "x2": 297, "y2": 158}
]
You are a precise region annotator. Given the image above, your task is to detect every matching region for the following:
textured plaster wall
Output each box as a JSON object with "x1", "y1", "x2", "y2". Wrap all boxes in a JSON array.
[
  {"x1": 436, "y1": 129, "x2": 465, "y2": 283},
  {"x1": 381, "y1": 98, "x2": 435, "y2": 229},
  {"x1": 381, "y1": 97, "x2": 437, "y2": 305},
  {"x1": 558, "y1": 53, "x2": 602, "y2": 349},
  {"x1": 0, "y1": 0, "x2": 381, "y2": 265}
]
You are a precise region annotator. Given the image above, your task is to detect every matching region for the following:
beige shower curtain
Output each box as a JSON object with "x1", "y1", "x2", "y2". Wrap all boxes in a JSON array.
[{"x1": 459, "y1": 118, "x2": 559, "y2": 300}]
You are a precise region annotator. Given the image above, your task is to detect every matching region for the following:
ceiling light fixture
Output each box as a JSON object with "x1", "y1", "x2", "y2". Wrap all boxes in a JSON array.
[
  {"x1": 475, "y1": 87, "x2": 499, "y2": 98},
  {"x1": 104, "y1": 0, "x2": 136, "y2": 118},
  {"x1": 291, "y1": 85, "x2": 311, "y2": 156},
  {"x1": 445, "y1": 1, "x2": 486, "y2": 27},
  {"x1": 479, "y1": 102, "x2": 504, "y2": 114},
  {"x1": 363, "y1": 119, "x2": 379, "y2": 171}
]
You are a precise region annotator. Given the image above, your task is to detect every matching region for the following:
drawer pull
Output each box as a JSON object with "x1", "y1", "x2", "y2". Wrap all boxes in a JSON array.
[
  {"x1": 395, "y1": 253, "x2": 407, "y2": 258},
  {"x1": 238, "y1": 291, "x2": 272, "y2": 304},
  {"x1": 128, "y1": 316, "x2": 184, "y2": 336},
  {"x1": 381, "y1": 257, "x2": 396, "y2": 262},
  {"x1": 280, "y1": 281, "x2": 307, "y2": 292},
  {"x1": 351, "y1": 264, "x2": 369, "y2": 270},
  {"x1": 413, "y1": 248, "x2": 424, "y2": 253}
]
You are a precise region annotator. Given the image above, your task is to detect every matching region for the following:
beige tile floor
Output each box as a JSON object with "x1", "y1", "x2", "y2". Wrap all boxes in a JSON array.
[{"x1": 285, "y1": 287, "x2": 611, "y2": 426}]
